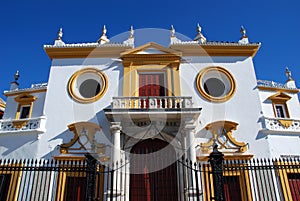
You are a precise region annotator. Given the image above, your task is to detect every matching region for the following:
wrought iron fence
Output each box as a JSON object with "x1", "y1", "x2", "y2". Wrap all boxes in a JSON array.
[{"x1": 0, "y1": 153, "x2": 300, "y2": 201}]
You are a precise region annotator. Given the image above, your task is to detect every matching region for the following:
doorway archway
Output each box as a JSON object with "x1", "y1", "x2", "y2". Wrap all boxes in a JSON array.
[{"x1": 129, "y1": 138, "x2": 178, "y2": 201}]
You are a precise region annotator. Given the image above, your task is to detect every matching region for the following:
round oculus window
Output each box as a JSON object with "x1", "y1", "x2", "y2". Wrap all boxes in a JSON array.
[
  {"x1": 196, "y1": 67, "x2": 236, "y2": 102},
  {"x1": 68, "y1": 68, "x2": 108, "y2": 103}
]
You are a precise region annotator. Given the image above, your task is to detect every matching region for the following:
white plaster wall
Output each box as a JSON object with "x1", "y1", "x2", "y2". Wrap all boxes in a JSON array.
[
  {"x1": 2, "y1": 96, "x2": 18, "y2": 119},
  {"x1": 37, "y1": 58, "x2": 123, "y2": 158},
  {"x1": 180, "y1": 56, "x2": 272, "y2": 158},
  {"x1": 267, "y1": 135, "x2": 300, "y2": 158}
]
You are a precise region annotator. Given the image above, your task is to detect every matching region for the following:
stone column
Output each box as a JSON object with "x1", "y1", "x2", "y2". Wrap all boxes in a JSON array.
[
  {"x1": 111, "y1": 122, "x2": 122, "y2": 163},
  {"x1": 184, "y1": 119, "x2": 197, "y2": 162},
  {"x1": 183, "y1": 118, "x2": 198, "y2": 199},
  {"x1": 110, "y1": 122, "x2": 122, "y2": 200}
]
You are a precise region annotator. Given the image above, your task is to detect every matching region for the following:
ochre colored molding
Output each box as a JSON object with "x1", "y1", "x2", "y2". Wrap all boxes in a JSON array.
[
  {"x1": 60, "y1": 122, "x2": 102, "y2": 154},
  {"x1": 258, "y1": 86, "x2": 299, "y2": 93},
  {"x1": 276, "y1": 161, "x2": 300, "y2": 201},
  {"x1": 68, "y1": 68, "x2": 108, "y2": 104},
  {"x1": 197, "y1": 153, "x2": 254, "y2": 161},
  {"x1": 53, "y1": 155, "x2": 86, "y2": 161},
  {"x1": 170, "y1": 43, "x2": 260, "y2": 57},
  {"x1": 121, "y1": 42, "x2": 182, "y2": 97},
  {"x1": 14, "y1": 93, "x2": 37, "y2": 119},
  {"x1": 44, "y1": 46, "x2": 131, "y2": 59},
  {"x1": 201, "y1": 120, "x2": 248, "y2": 153},
  {"x1": 5, "y1": 89, "x2": 47, "y2": 97},
  {"x1": 268, "y1": 92, "x2": 291, "y2": 118},
  {"x1": 12, "y1": 120, "x2": 28, "y2": 129},
  {"x1": 278, "y1": 119, "x2": 293, "y2": 128},
  {"x1": 196, "y1": 66, "x2": 236, "y2": 103}
]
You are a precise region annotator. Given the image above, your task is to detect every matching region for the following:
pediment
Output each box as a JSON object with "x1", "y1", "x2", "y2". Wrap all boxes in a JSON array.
[
  {"x1": 268, "y1": 92, "x2": 291, "y2": 101},
  {"x1": 120, "y1": 42, "x2": 182, "y2": 57}
]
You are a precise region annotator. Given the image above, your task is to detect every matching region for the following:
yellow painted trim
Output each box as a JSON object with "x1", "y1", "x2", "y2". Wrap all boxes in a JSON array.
[
  {"x1": 196, "y1": 66, "x2": 236, "y2": 103},
  {"x1": 278, "y1": 119, "x2": 293, "y2": 128},
  {"x1": 170, "y1": 43, "x2": 260, "y2": 57},
  {"x1": 14, "y1": 93, "x2": 37, "y2": 119},
  {"x1": 54, "y1": 159, "x2": 105, "y2": 201},
  {"x1": 0, "y1": 102, "x2": 6, "y2": 108},
  {"x1": 201, "y1": 121, "x2": 248, "y2": 153},
  {"x1": 0, "y1": 163, "x2": 23, "y2": 201},
  {"x1": 122, "y1": 65, "x2": 180, "y2": 97},
  {"x1": 197, "y1": 154, "x2": 254, "y2": 161},
  {"x1": 258, "y1": 86, "x2": 299, "y2": 93},
  {"x1": 44, "y1": 46, "x2": 131, "y2": 60},
  {"x1": 277, "y1": 161, "x2": 300, "y2": 201},
  {"x1": 68, "y1": 68, "x2": 108, "y2": 104},
  {"x1": 60, "y1": 122, "x2": 101, "y2": 154},
  {"x1": 121, "y1": 43, "x2": 182, "y2": 97},
  {"x1": 120, "y1": 42, "x2": 182, "y2": 57},
  {"x1": 53, "y1": 156, "x2": 86, "y2": 161},
  {"x1": 12, "y1": 120, "x2": 28, "y2": 129},
  {"x1": 269, "y1": 92, "x2": 291, "y2": 118},
  {"x1": 203, "y1": 164, "x2": 252, "y2": 201},
  {"x1": 5, "y1": 88, "x2": 47, "y2": 97}
]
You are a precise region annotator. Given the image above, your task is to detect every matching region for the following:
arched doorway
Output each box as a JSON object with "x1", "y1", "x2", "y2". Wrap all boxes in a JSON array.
[{"x1": 129, "y1": 138, "x2": 178, "y2": 201}]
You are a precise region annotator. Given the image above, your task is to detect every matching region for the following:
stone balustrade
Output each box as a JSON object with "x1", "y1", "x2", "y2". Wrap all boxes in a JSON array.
[
  {"x1": 112, "y1": 96, "x2": 193, "y2": 109},
  {"x1": 262, "y1": 116, "x2": 300, "y2": 133},
  {"x1": 0, "y1": 116, "x2": 46, "y2": 133}
]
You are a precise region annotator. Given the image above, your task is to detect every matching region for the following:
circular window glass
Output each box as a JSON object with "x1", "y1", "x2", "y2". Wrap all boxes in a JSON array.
[
  {"x1": 68, "y1": 68, "x2": 108, "y2": 103},
  {"x1": 79, "y1": 79, "x2": 101, "y2": 98},
  {"x1": 196, "y1": 67, "x2": 236, "y2": 102}
]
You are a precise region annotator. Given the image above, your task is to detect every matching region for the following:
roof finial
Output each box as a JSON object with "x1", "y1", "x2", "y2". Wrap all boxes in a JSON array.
[
  {"x1": 14, "y1": 70, "x2": 20, "y2": 82},
  {"x1": 57, "y1": 28, "x2": 63, "y2": 40},
  {"x1": 194, "y1": 23, "x2": 206, "y2": 43},
  {"x1": 54, "y1": 27, "x2": 65, "y2": 46},
  {"x1": 10, "y1": 70, "x2": 20, "y2": 90},
  {"x1": 97, "y1": 25, "x2": 110, "y2": 44},
  {"x1": 285, "y1": 66, "x2": 293, "y2": 81},
  {"x1": 170, "y1": 25, "x2": 175, "y2": 37},
  {"x1": 129, "y1": 25, "x2": 134, "y2": 38},
  {"x1": 240, "y1": 26, "x2": 246, "y2": 37},
  {"x1": 169, "y1": 25, "x2": 182, "y2": 45},
  {"x1": 123, "y1": 26, "x2": 135, "y2": 47},
  {"x1": 238, "y1": 25, "x2": 249, "y2": 44}
]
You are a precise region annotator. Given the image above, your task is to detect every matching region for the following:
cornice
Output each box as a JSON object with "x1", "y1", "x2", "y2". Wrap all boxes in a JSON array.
[
  {"x1": 170, "y1": 42, "x2": 260, "y2": 57},
  {"x1": 44, "y1": 44, "x2": 133, "y2": 59}
]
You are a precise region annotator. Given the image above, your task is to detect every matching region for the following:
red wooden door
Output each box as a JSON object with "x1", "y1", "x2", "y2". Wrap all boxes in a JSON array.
[
  {"x1": 288, "y1": 173, "x2": 300, "y2": 201},
  {"x1": 64, "y1": 176, "x2": 87, "y2": 201},
  {"x1": 130, "y1": 139, "x2": 178, "y2": 201},
  {"x1": 139, "y1": 74, "x2": 165, "y2": 108},
  {"x1": 224, "y1": 176, "x2": 242, "y2": 201}
]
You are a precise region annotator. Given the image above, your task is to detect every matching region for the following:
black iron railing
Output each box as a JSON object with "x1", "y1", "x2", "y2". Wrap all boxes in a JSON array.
[{"x1": 0, "y1": 154, "x2": 300, "y2": 201}]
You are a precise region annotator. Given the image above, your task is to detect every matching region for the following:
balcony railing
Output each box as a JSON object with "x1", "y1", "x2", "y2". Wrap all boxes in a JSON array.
[
  {"x1": 112, "y1": 96, "x2": 193, "y2": 109},
  {"x1": 0, "y1": 116, "x2": 46, "y2": 134},
  {"x1": 261, "y1": 116, "x2": 300, "y2": 133}
]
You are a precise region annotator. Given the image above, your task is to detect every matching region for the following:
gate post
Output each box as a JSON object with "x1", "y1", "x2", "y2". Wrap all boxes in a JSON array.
[
  {"x1": 208, "y1": 144, "x2": 225, "y2": 201},
  {"x1": 85, "y1": 153, "x2": 97, "y2": 201}
]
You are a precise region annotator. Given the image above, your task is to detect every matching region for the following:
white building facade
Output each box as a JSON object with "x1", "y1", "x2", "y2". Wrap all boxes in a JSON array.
[{"x1": 0, "y1": 25, "x2": 299, "y2": 201}]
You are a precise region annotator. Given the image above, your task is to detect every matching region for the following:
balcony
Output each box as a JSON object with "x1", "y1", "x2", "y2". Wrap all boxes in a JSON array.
[
  {"x1": 112, "y1": 96, "x2": 193, "y2": 109},
  {"x1": 261, "y1": 116, "x2": 300, "y2": 133},
  {"x1": 0, "y1": 116, "x2": 46, "y2": 135}
]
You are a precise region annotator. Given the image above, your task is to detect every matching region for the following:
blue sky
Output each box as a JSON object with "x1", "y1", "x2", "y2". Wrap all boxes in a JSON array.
[{"x1": 0, "y1": 0, "x2": 299, "y2": 100}]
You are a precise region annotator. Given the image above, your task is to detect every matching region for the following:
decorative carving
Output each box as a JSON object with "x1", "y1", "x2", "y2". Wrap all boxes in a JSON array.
[
  {"x1": 278, "y1": 119, "x2": 293, "y2": 128},
  {"x1": 60, "y1": 122, "x2": 108, "y2": 159},
  {"x1": 12, "y1": 120, "x2": 27, "y2": 129},
  {"x1": 201, "y1": 121, "x2": 248, "y2": 153}
]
